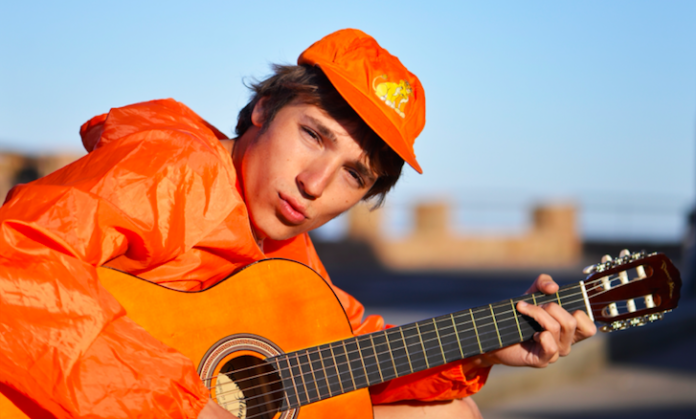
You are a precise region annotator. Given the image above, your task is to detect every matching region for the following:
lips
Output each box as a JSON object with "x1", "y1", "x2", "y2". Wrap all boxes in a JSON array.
[{"x1": 278, "y1": 192, "x2": 307, "y2": 224}]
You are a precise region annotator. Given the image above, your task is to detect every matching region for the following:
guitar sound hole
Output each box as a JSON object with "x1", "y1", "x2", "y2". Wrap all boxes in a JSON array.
[{"x1": 218, "y1": 355, "x2": 283, "y2": 419}]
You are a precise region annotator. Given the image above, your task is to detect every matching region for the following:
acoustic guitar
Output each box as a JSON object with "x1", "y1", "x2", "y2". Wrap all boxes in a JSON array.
[{"x1": 0, "y1": 251, "x2": 682, "y2": 419}]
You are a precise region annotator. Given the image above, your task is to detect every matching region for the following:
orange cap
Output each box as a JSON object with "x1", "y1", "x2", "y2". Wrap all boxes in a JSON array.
[{"x1": 298, "y1": 29, "x2": 425, "y2": 174}]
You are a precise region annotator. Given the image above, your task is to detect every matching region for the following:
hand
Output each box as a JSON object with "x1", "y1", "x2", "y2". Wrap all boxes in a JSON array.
[
  {"x1": 198, "y1": 399, "x2": 239, "y2": 419},
  {"x1": 475, "y1": 274, "x2": 597, "y2": 369}
]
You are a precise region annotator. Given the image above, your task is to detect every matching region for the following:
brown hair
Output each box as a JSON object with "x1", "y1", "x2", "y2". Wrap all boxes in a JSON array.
[{"x1": 236, "y1": 64, "x2": 404, "y2": 207}]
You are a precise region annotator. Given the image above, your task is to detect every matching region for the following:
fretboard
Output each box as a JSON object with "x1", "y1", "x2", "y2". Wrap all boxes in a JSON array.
[{"x1": 269, "y1": 281, "x2": 589, "y2": 410}]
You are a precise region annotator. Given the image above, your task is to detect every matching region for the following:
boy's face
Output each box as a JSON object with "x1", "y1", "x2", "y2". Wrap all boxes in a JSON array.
[{"x1": 236, "y1": 101, "x2": 378, "y2": 242}]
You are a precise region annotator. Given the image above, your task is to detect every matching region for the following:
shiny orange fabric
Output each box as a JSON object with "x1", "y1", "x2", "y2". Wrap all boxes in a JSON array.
[{"x1": 0, "y1": 99, "x2": 488, "y2": 418}]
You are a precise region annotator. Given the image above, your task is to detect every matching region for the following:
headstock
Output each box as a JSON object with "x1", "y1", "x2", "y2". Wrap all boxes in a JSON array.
[{"x1": 582, "y1": 250, "x2": 681, "y2": 333}]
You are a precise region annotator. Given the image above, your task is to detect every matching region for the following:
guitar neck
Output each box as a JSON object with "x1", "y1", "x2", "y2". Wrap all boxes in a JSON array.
[{"x1": 270, "y1": 281, "x2": 590, "y2": 409}]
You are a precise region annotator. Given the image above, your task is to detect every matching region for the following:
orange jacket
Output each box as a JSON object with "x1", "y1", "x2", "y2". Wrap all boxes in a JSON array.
[{"x1": 0, "y1": 99, "x2": 489, "y2": 418}]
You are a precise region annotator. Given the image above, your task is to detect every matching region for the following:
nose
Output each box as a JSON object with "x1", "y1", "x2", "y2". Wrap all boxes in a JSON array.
[{"x1": 296, "y1": 158, "x2": 336, "y2": 200}]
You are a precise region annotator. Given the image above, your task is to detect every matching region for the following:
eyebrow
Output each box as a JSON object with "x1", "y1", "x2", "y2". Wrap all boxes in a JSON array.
[{"x1": 354, "y1": 161, "x2": 378, "y2": 184}]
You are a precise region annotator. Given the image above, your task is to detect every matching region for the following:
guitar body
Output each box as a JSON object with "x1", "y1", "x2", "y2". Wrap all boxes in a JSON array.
[{"x1": 0, "y1": 259, "x2": 374, "y2": 419}]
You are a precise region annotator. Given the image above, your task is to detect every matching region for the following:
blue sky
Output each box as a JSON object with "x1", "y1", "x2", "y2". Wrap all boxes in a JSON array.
[{"x1": 1, "y1": 0, "x2": 694, "y2": 240}]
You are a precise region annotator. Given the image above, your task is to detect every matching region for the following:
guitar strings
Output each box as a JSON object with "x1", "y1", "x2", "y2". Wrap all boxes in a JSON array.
[
  {"x1": 206, "y1": 272, "x2": 623, "y2": 393},
  {"x1": 216, "y1": 287, "x2": 636, "y2": 417},
  {"x1": 205, "y1": 274, "x2": 610, "y2": 387},
  {"x1": 219, "y1": 272, "x2": 647, "y2": 408},
  {"x1": 216, "y1": 318, "x2": 539, "y2": 417},
  {"x1": 208, "y1": 271, "x2": 629, "y2": 400},
  {"x1": 212, "y1": 288, "x2": 602, "y2": 404},
  {"x1": 223, "y1": 294, "x2": 605, "y2": 419},
  {"x1": 213, "y1": 309, "x2": 548, "y2": 408},
  {"x1": 210, "y1": 272, "x2": 644, "y2": 411}
]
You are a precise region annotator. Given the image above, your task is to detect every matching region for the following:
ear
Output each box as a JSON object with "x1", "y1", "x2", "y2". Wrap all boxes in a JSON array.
[{"x1": 250, "y1": 97, "x2": 267, "y2": 128}]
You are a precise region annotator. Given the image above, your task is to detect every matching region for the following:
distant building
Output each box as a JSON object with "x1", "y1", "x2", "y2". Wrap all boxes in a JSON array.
[
  {"x1": 0, "y1": 152, "x2": 82, "y2": 200},
  {"x1": 346, "y1": 201, "x2": 581, "y2": 270}
]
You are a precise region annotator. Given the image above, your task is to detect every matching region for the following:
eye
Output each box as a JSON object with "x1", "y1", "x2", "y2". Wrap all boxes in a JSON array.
[
  {"x1": 347, "y1": 168, "x2": 365, "y2": 188},
  {"x1": 302, "y1": 127, "x2": 321, "y2": 143}
]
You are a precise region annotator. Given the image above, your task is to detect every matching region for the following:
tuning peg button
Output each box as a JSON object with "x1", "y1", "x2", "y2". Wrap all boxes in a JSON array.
[{"x1": 583, "y1": 264, "x2": 597, "y2": 274}]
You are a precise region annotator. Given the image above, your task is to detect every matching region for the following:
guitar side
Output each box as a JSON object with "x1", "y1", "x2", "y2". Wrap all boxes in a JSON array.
[{"x1": 0, "y1": 259, "x2": 373, "y2": 419}]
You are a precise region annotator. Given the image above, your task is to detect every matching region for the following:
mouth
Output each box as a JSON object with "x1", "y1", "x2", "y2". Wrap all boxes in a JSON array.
[{"x1": 278, "y1": 192, "x2": 308, "y2": 225}]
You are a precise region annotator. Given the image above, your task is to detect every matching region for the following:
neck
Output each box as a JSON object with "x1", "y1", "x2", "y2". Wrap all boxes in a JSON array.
[
  {"x1": 268, "y1": 282, "x2": 590, "y2": 410},
  {"x1": 220, "y1": 137, "x2": 266, "y2": 250}
]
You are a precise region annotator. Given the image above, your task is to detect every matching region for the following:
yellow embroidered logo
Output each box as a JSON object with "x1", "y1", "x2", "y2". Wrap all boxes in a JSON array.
[{"x1": 373, "y1": 75, "x2": 412, "y2": 118}]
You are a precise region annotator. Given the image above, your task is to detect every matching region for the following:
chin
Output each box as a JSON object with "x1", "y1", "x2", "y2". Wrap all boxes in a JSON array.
[{"x1": 256, "y1": 221, "x2": 305, "y2": 242}]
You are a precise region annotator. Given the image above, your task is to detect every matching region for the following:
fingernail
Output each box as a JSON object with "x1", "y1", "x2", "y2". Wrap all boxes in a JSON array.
[{"x1": 518, "y1": 301, "x2": 528, "y2": 308}]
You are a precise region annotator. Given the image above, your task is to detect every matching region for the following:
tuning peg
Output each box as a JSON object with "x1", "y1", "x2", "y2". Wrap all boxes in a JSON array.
[
  {"x1": 619, "y1": 249, "x2": 631, "y2": 257},
  {"x1": 601, "y1": 254, "x2": 613, "y2": 263},
  {"x1": 583, "y1": 264, "x2": 597, "y2": 274}
]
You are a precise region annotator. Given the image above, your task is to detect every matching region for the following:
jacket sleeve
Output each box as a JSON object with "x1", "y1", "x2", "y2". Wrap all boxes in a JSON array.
[
  {"x1": 0, "y1": 126, "x2": 239, "y2": 418},
  {"x1": 264, "y1": 233, "x2": 491, "y2": 404}
]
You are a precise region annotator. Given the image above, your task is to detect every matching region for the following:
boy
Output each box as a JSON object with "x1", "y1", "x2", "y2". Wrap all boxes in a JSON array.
[{"x1": 0, "y1": 29, "x2": 595, "y2": 418}]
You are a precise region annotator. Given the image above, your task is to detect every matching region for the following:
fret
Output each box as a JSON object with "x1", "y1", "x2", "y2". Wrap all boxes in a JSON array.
[
  {"x1": 287, "y1": 353, "x2": 309, "y2": 405},
  {"x1": 415, "y1": 323, "x2": 429, "y2": 369},
  {"x1": 533, "y1": 291, "x2": 557, "y2": 306},
  {"x1": 435, "y1": 315, "x2": 462, "y2": 364},
  {"x1": 514, "y1": 295, "x2": 545, "y2": 339},
  {"x1": 376, "y1": 330, "x2": 399, "y2": 380},
  {"x1": 271, "y1": 356, "x2": 299, "y2": 410},
  {"x1": 469, "y1": 308, "x2": 483, "y2": 354},
  {"x1": 432, "y1": 318, "x2": 447, "y2": 364},
  {"x1": 357, "y1": 335, "x2": 381, "y2": 386},
  {"x1": 399, "y1": 328, "x2": 414, "y2": 374},
  {"x1": 402, "y1": 323, "x2": 428, "y2": 372},
  {"x1": 368, "y1": 333, "x2": 397, "y2": 382},
  {"x1": 558, "y1": 284, "x2": 587, "y2": 314},
  {"x1": 325, "y1": 344, "x2": 345, "y2": 395},
  {"x1": 556, "y1": 291, "x2": 562, "y2": 307},
  {"x1": 331, "y1": 342, "x2": 355, "y2": 393},
  {"x1": 308, "y1": 348, "x2": 329, "y2": 400},
  {"x1": 386, "y1": 327, "x2": 412, "y2": 376},
  {"x1": 318, "y1": 345, "x2": 340, "y2": 397},
  {"x1": 344, "y1": 338, "x2": 369, "y2": 389},
  {"x1": 415, "y1": 319, "x2": 444, "y2": 368},
  {"x1": 369, "y1": 335, "x2": 384, "y2": 382},
  {"x1": 450, "y1": 313, "x2": 465, "y2": 359},
  {"x1": 489, "y1": 304, "x2": 503, "y2": 348},
  {"x1": 510, "y1": 299, "x2": 523, "y2": 342},
  {"x1": 451, "y1": 311, "x2": 482, "y2": 358},
  {"x1": 294, "y1": 351, "x2": 315, "y2": 404},
  {"x1": 531, "y1": 293, "x2": 537, "y2": 306},
  {"x1": 471, "y1": 306, "x2": 502, "y2": 353},
  {"x1": 491, "y1": 300, "x2": 519, "y2": 348}
]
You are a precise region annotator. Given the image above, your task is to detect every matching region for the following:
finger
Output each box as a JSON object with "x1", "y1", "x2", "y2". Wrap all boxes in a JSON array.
[
  {"x1": 526, "y1": 274, "x2": 558, "y2": 294},
  {"x1": 543, "y1": 303, "x2": 577, "y2": 356},
  {"x1": 572, "y1": 310, "x2": 597, "y2": 344},
  {"x1": 517, "y1": 300, "x2": 561, "y2": 341},
  {"x1": 535, "y1": 330, "x2": 560, "y2": 366}
]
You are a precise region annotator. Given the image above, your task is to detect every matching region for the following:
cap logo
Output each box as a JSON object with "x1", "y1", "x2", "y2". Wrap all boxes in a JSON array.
[{"x1": 372, "y1": 74, "x2": 412, "y2": 118}]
